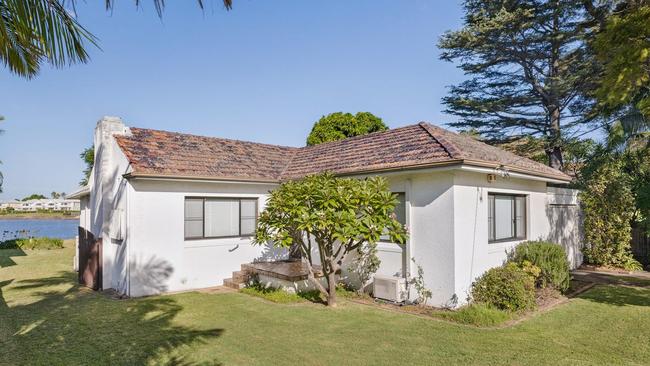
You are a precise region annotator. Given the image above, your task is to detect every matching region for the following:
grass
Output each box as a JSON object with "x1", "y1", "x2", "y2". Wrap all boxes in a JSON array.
[
  {"x1": 433, "y1": 303, "x2": 513, "y2": 327},
  {"x1": 2, "y1": 243, "x2": 650, "y2": 365}
]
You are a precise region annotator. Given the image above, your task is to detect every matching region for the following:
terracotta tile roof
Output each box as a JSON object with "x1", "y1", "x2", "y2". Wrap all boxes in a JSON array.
[
  {"x1": 115, "y1": 128, "x2": 297, "y2": 182},
  {"x1": 115, "y1": 122, "x2": 571, "y2": 182}
]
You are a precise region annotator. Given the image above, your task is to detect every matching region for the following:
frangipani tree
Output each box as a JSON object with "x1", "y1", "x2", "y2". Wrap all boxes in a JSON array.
[{"x1": 254, "y1": 173, "x2": 407, "y2": 307}]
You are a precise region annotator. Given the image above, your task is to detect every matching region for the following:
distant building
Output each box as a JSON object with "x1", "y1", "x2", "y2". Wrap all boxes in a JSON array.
[{"x1": 0, "y1": 198, "x2": 80, "y2": 212}]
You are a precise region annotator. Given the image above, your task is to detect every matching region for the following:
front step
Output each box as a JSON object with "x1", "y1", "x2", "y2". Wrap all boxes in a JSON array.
[
  {"x1": 223, "y1": 278, "x2": 245, "y2": 290},
  {"x1": 223, "y1": 266, "x2": 253, "y2": 290}
]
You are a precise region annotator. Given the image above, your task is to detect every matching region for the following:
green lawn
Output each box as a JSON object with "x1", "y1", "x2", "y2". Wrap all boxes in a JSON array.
[{"x1": 1, "y1": 244, "x2": 650, "y2": 365}]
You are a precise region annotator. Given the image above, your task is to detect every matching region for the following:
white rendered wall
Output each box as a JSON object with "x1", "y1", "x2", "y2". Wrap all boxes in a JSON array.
[
  {"x1": 451, "y1": 171, "x2": 581, "y2": 306},
  {"x1": 127, "y1": 179, "x2": 286, "y2": 297},
  {"x1": 344, "y1": 171, "x2": 457, "y2": 306}
]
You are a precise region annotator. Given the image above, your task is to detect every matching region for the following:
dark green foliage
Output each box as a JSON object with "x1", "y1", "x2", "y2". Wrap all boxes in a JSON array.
[
  {"x1": 306, "y1": 112, "x2": 388, "y2": 146},
  {"x1": 509, "y1": 241, "x2": 570, "y2": 292},
  {"x1": 439, "y1": 0, "x2": 600, "y2": 169},
  {"x1": 1, "y1": 237, "x2": 64, "y2": 250},
  {"x1": 20, "y1": 194, "x2": 46, "y2": 201},
  {"x1": 471, "y1": 263, "x2": 536, "y2": 312}
]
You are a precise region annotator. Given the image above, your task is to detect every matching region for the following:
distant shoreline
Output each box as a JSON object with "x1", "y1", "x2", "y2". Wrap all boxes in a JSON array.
[{"x1": 0, "y1": 215, "x2": 79, "y2": 221}]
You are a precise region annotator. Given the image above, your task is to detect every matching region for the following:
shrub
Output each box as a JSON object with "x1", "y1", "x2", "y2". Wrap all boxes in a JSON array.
[
  {"x1": 471, "y1": 263, "x2": 536, "y2": 312},
  {"x1": 509, "y1": 241, "x2": 571, "y2": 292},
  {"x1": 0, "y1": 237, "x2": 64, "y2": 250},
  {"x1": 580, "y1": 158, "x2": 641, "y2": 270}
]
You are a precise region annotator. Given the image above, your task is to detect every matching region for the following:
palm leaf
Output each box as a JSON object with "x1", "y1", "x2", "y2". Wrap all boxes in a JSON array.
[{"x1": 1, "y1": 0, "x2": 233, "y2": 78}]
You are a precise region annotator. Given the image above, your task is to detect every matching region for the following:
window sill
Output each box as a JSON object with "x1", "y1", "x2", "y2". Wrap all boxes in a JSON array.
[
  {"x1": 183, "y1": 236, "x2": 255, "y2": 249},
  {"x1": 487, "y1": 238, "x2": 526, "y2": 254}
]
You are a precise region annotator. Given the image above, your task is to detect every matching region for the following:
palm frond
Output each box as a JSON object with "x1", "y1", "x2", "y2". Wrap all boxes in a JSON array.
[
  {"x1": 0, "y1": 0, "x2": 97, "y2": 78},
  {"x1": 103, "y1": 0, "x2": 233, "y2": 17}
]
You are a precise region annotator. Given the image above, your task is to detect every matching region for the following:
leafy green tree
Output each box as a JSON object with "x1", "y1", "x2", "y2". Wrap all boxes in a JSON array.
[
  {"x1": 439, "y1": 0, "x2": 599, "y2": 170},
  {"x1": 592, "y1": 4, "x2": 650, "y2": 118},
  {"x1": 254, "y1": 173, "x2": 407, "y2": 307},
  {"x1": 1, "y1": 0, "x2": 232, "y2": 78},
  {"x1": 21, "y1": 193, "x2": 45, "y2": 201},
  {"x1": 79, "y1": 146, "x2": 94, "y2": 186},
  {"x1": 306, "y1": 112, "x2": 388, "y2": 146}
]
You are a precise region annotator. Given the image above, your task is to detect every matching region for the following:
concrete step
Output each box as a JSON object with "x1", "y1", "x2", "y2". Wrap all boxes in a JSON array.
[
  {"x1": 223, "y1": 278, "x2": 245, "y2": 290},
  {"x1": 231, "y1": 270, "x2": 249, "y2": 283}
]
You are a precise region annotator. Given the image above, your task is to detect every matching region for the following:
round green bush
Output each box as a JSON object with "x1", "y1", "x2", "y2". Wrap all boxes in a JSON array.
[
  {"x1": 508, "y1": 241, "x2": 570, "y2": 292},
  {"x1": 471, "y1": 263, "x2": 536, "y2": 312}
]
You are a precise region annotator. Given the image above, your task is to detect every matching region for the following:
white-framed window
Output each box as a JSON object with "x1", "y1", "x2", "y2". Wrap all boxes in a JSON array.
[
  {"x1": 488, "y1": 193, "x2": 526, "y2": 243},
  {"x1": 184, "y1": 197, "x2": 258, "y2": 240},
  {"x1": 381, "y1": 192, "x2": 406, "y2": 241}
]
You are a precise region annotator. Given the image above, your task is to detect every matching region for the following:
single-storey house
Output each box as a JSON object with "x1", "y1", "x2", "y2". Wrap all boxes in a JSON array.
[{"x1": 68, "y1": 116, "x2": 582, "y2": 307}]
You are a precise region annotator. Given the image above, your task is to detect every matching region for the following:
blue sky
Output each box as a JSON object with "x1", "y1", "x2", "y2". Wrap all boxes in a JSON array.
[{"x1": 0, "y1": 0, "x2": 464, "y2": 200}]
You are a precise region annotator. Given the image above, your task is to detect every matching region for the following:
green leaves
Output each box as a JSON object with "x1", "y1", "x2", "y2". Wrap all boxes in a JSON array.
[
  {"x1": 0, "y1": 0, "x2": 96, "y2": 78},
  {"x1": 593, "y1": 6, "x2": 650, "y2": 119},
  {"x1": 1, "y1": 0, "x2": 232, "y2": 78},
  {"x1": 254, "y1": 173, "x2": 408, "y2": 256},
  {"x1": 306, "y1": 112, "x2": 388, "y2": 146}
]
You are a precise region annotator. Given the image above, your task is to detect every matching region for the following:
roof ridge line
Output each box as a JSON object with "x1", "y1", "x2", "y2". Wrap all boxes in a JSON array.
[
  {"x1": 127, "y1": 126, "x2": 299, "y2": 151},
  {"x1": 418, "y1": 122, "x2": 464, "y2": 159}
]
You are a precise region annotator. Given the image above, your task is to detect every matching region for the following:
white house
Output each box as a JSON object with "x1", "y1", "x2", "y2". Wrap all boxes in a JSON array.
[
  {"x1": 5, "y1": 199, "x2": 81, "y2": 212},
  {"x1": 68, "y1": 116, "x2": 582, "y2": 306}
]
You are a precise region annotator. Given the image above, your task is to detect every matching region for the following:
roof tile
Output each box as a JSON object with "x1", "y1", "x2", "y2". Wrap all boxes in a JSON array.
[{"x1": 114, "y1": 123, "x2": 571, "y2": 182}]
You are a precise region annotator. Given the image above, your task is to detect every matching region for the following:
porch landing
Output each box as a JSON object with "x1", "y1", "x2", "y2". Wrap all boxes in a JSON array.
[{"x1": 223, "y1": 261, "x2": 323, "y2": 289}]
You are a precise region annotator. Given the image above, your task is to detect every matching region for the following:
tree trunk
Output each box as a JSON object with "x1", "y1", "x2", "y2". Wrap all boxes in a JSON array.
[
  {"x1": 326, "y1": 272, "x2": 337, "y2": 307},
  {"x1": 547, "y1": 104, "x2": 564, "y2": 171}
]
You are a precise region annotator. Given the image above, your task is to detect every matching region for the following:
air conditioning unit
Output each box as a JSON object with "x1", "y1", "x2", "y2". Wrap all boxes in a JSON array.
[{"x1": 373, "y1": 275, "x2": 407, "y2": 303}]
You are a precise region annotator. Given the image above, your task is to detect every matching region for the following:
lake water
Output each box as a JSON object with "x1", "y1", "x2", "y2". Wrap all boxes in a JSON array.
[{"x1": 0, "y1": 219, "x2": 78, "y2": 241}]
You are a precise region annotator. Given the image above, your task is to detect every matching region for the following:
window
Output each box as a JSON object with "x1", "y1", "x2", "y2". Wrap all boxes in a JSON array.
[
  {"x1": 488, "y1": 194, "x2": 526, "y2": 243},
  {"x1": 184, "y1": 197, "x2": 258, "y2": 239},
  {"x1": 381, "y1": 192, "x2": 406, "y2": 241}
]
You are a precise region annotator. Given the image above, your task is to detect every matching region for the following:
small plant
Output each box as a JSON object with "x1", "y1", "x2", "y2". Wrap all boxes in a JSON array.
[
  {"x1": 409, "y1": 258, "x2": 432, "y2": 305},
  {"x1": 242, "y1": 276, "x2": 322, "y2": 304},
  {"x1": 508, "y1": 241, "x2": 570, "y2": 292},
  {"x1": 0, "y1": 237, "x2": 64, "y2": 250},
  {"x1": 471, "y1": 263, "x2": 536, "y2": 312},
  {"x1": 348, "y1": 242, "x2": 381, "y2": 294}
]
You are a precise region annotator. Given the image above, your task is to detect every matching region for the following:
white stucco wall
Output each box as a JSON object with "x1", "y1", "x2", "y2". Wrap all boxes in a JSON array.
[
  {"x1": 452, "y1": 171, "x2": 550, "y2": 305},
  {"x1": 126, "y1": 179, "x2": 286, "y2": 297},
  {"x1": 344, "y1": 170, "x2": 457, "y2": 306}
]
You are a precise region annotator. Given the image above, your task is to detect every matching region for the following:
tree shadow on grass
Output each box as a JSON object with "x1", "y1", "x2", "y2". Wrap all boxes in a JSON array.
[
  {"x1": 0, "y1": 248, "x2": 26, "y2": 268},
  {"x1": 578, "y1": 285, "x2": 650, "y2": 307},
  {"x1": 0, "y1": 271, "x2": 224, "y2": 365}
]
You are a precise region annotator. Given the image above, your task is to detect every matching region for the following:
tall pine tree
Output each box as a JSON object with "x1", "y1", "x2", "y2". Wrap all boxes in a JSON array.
[{"x1": 439, "y1": 0, "x2": 599, "y2": 170}]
